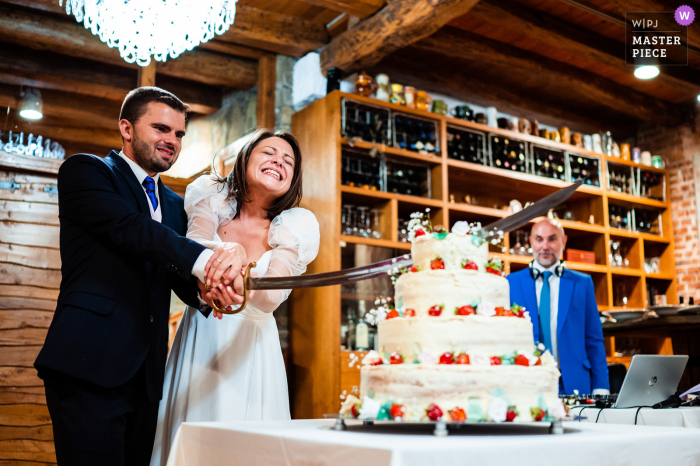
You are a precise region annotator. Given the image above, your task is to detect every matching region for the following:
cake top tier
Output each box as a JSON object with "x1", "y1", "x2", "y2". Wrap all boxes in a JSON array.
[
  {"x1": 412, "y1": 231, "x2": 493, "y2": 272},
  {"x1": 407, "y1": 213, "x2": 504, "y2": 273}
]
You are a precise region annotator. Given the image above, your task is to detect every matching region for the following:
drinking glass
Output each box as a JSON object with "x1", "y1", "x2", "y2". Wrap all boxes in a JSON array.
[
  {"x1": 343, "y1": 205, "x2": 356, "y2": 236},
  {"x1": 370, "y1": 209, "x2": 382, "y2": 239},
  {"x1": 356, "y1": 207, "x2": 370, "y2": 238}
]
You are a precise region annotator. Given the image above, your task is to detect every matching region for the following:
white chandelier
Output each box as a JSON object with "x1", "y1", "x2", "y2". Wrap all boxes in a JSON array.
[{"x1": 61, "y1": 0, "x2": 237, "y2": 67}]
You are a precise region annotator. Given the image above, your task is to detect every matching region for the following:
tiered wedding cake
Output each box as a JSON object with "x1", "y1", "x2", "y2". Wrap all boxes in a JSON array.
[{"x1": 340, "y1": 217, "x2": 565, "y2": 423}]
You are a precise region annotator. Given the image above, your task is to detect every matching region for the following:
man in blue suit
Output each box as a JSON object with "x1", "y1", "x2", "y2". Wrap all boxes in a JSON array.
[{"x1": 508, "y1": 218, "x2": 609, "y2": 395}]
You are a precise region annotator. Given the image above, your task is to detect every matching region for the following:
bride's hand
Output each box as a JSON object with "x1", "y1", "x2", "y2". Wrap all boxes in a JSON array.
[
  {"x1": 205, "y1": 243, "x2": 247, "y2": 287},
  {"x1": 209, "y1": 270, "x2": 257, "y2": 319}
]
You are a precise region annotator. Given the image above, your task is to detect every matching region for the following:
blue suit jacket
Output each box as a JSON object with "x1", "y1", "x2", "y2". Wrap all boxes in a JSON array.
[{"x1": 507, "y1": 267, "x2": 609, "y2": 395}]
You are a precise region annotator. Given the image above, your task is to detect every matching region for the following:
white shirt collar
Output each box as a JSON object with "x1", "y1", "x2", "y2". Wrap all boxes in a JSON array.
[
  {"x1": 533, "y1": 258, "x2": 560, "y2": 275},
  {"x1": 118, "y1": 151, "x2": 160, "y2": 185}
]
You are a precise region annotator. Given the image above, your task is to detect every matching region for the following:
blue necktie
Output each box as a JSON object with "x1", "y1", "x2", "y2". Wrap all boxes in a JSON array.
[
  {"x1": 539, "y1": 271, "x2": 553, "y2": 353},
  {"x1": 142, "y1": 176, "x2": 158, "y2": 211}
]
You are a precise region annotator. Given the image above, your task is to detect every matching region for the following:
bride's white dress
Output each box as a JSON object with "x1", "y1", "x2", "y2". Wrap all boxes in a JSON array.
[{"x1": 149, "y1": 174, "x2": 320, "y2": 466}]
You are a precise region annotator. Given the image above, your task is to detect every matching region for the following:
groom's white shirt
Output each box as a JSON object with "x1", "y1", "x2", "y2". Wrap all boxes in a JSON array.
[{"x1": 119, "y1": 151, "x2": 213, "y2": 282}]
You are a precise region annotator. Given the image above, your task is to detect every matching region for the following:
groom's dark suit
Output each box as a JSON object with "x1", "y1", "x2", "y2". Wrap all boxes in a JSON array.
[{"x1": 35, "y1": 151, "x2": 207, "y2": 466}]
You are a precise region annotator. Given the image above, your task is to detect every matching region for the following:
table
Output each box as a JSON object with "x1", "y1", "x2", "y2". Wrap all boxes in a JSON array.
[
  {"x1": 166, "y1": 419, "x2": 700, "y2": 466},
  {"x1": 570, "y1": 405, "x2": 700, "y2": 427}
]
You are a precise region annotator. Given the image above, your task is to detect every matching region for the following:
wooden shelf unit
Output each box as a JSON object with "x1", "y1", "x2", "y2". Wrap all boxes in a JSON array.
[{"x1": 288, "y1": 91, "x2": 677, "y2": 418}]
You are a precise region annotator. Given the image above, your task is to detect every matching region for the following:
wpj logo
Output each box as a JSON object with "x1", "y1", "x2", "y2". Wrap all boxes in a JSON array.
[{"x1": 625, "y1": 8, "x2": 691, "y2": 66}]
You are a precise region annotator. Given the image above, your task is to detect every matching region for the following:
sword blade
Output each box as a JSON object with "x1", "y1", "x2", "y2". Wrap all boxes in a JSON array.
[
  {"x1": 477, "y1": 179, "x2": 582, "y2": 239},
  {"x1": 248, "y1": 255, "x2": 413, "y2": 290}
]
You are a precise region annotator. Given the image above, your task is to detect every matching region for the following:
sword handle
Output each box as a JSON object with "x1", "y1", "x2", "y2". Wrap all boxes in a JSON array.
[{"x1": 210, "y1": 262, "x2": 257, "y2": 316}]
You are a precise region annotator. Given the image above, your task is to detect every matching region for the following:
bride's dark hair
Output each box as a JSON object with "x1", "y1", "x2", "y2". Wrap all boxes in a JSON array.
[{"x1": 217, "y1": 128, "x2": 303, "y2": 220}]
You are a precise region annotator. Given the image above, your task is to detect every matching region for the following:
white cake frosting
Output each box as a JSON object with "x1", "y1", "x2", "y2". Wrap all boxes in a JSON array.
[
  {"x1": 395, "y1": 270, "x2": 510, "y2": 316},
  {"x1": 378, "y1": 315, "x2": 535, "y2": 363},
  {"x1": 411, "y1": 232, "x2": 489, "y2": 271},
  {"x1": 344, "y1": 228, "x2": 564, "y2": 423}
]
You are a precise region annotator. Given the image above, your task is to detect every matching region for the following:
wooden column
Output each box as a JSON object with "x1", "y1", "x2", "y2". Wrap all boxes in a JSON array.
[
  {"x1": 137, "y1": 61, "x2": 156, "y2": 87},
  {"x1": 256, "y1": 54, "x2": 276, "y2": 129}
]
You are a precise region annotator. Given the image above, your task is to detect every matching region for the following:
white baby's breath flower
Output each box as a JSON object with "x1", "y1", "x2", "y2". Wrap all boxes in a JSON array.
[{"x1": 487, "y1": 398, "x2": 508, "y2": 422}]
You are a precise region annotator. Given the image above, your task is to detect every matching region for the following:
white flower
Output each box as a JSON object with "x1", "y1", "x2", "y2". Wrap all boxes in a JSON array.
[
  {"x1": 362, "y1": 350, "x2": 382, "y2": 366},
  {"x1": 358, "y1": 396, "x2": 381, "y2": 420},
  {"x1": 471, "y1": 353, "x2": 490, "y2": 366},
  {"x1": 451, "y1": 221, "x2": 470, "y2": 236},
  {"x1": 477, "y1": 302, "x2": 496, "y2": 317},
  {"x1": 418, "y1": 349, "x2": 439, "y2": 365},
  {"x1": 548, "y1": 400, "x2": 567, "y2": 420},
  {"x1": 487, "y1": 398, "x2": 508, "y2": 422},
  {"x1": 518, "y1": 350, "x2": 539, "y2": 366},
  {"x1": 340, "y1": 394, "x2": 360, "y2": 415},
  {"x1": 539, "y1": 351, "x2": 557, "y2": 367}
]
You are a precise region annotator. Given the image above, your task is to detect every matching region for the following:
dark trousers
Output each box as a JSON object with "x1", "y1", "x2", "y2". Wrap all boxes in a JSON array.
[{"x1": 42, "y1": 364, "x2": 159, "y2": 466}]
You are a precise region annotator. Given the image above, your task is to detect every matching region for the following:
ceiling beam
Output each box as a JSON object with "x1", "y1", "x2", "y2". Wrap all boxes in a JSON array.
[
  {"x1": 0, "y1": 44, "x2": 222, "y2": 115},
  {"x1": 217, "y1": 5, "x2": 329, "y2": 57},
  {"x1": 0, "y1": 3, "x2": 258, "y2": 89},
  {"x1": 294, "y1": 0, "x2": 384, "y2": 19},
  {"x1": 319, "y1": 0, "x2": 481, "y2": 74},
  {"x1": 197, "y1": 40, "x2": 268, "y2": 60},
  {"x1": 458, "y1": 0, "x2": 700, "y2": 100},
  {"x1": 403, "y1": 27, "x2": 685, "y2": 126}
]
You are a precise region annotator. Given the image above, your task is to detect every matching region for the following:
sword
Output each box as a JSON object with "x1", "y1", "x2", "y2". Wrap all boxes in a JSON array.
[{"x1": 215, "y1": 180, "x2": 582, "y2": 314}]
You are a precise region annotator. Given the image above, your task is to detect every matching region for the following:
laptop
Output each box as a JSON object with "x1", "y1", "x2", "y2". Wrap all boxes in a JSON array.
[{"x1": 614, "y1": 355, "x2": 688, "y2": 408}]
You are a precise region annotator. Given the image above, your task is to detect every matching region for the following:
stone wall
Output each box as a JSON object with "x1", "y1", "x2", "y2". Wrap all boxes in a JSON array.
[{"x1": 635, "y1": 118, "x2": 700, "y2": 302}]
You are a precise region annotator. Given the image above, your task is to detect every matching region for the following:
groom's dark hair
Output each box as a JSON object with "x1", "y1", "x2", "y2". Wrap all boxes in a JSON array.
[
  {"x1": 218, "y1": 128, "x2": 303, "y2": 221},
  {"x1": 119, "y1": 87, "x2": 190, "y2": 126}
]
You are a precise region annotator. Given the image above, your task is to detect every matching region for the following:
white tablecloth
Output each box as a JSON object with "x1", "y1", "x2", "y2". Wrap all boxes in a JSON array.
[
  {"x1": 569, "y1": 406, "x2": 700, "y2": 427},
  {"x1": 166, "y1": 419, "x2": 700, "y2": 466}
]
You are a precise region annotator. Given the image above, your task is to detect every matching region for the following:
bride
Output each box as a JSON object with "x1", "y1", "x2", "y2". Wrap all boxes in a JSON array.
[{"x1": 150, "y1": 129, "x2": 320, "y2": 465}]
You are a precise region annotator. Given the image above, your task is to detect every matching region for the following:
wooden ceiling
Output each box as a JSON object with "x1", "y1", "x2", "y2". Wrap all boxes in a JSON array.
[{"x1": 0, "y1": 0, "x2": 697, "y2": 155}]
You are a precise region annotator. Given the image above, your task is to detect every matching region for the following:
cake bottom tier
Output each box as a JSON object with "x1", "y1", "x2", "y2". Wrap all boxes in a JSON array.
[{"x1": 360, "y1": 364, "x2": 562, "y2": 422}]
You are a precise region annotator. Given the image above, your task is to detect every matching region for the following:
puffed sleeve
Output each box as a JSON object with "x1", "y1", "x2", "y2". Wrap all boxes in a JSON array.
[
  {"x1": 250, "y1": 207, "x2": 320, "y2": 313},
  {"x1": 183, "y1": 174, "x2": 237, "y2": 250}
]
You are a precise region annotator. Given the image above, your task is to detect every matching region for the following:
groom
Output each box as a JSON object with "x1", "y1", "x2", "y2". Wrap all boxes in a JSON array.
[{"x1": 34, "y1": 87, "x2": 241, "y2": 466}]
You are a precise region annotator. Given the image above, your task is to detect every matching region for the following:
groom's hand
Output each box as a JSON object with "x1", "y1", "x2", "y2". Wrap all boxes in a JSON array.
[
  {"x1": 207, "y1": 276, "x2": 256, "y2": 319},
  {"x1": 205, "y1": 243, "x2": 247, "y2": 287}
]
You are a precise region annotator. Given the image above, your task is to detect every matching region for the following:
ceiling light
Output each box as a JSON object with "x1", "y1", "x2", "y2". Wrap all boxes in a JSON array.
[
  {"x1": 61, "y1": 0, "x2": 237, "y2": 67},
  {"x1": 19, "y1": 88, "x2": 43, "y2": 120},
  {"x1": 634, "y1": 65, "x2": 660, "y2": 80}
]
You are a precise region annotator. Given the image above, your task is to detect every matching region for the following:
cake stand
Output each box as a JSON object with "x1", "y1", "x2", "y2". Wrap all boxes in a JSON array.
[{"x1": 328, "y1": 417, "x2": 566, "y2": 436}]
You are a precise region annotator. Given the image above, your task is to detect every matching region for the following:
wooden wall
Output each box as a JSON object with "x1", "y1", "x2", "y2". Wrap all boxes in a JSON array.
[{"x1": 0, "y1": 149, "x2": 61, "y2": 465}]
